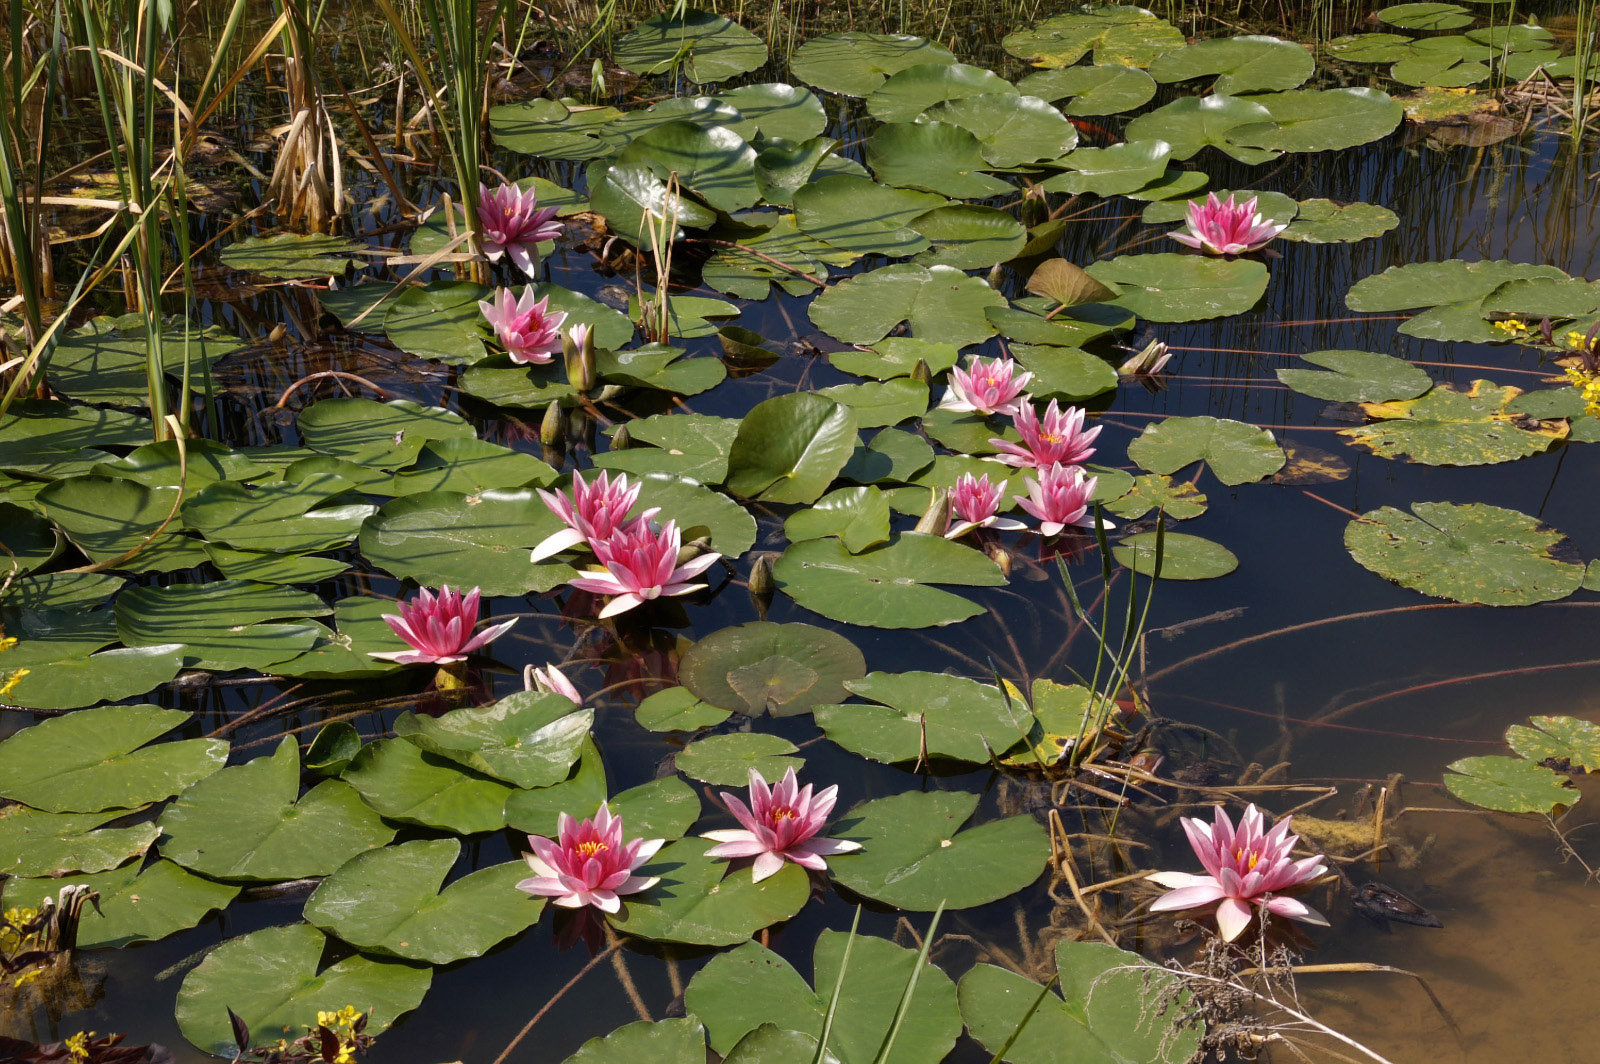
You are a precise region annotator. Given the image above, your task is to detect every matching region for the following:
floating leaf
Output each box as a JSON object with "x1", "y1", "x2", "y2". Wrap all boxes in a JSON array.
[
  {"x1": 360, "y1": 489, "x2": 574, "y2": 596},
  {"x1": 388, "y1": 438, "x2": 557, "y2": 496},
  {"x1": 1040, "y1": 140, "x2": 1172, "y2": 197},
  {"x1": 0, "y1": 705, "x2": 226, "y2": 812},
  {"x1": 1276, "y1": 349, "x2": 1432, "y2": 403},
  {"x1": 814, "y1": 671, "x2": 1030, "y2": 765},
  {"x1": 594, "y1": 413, "x2": 741, "y2": 484},
  {"x1": 272, "y1": 595, "x2": 408, "y2": 680},
  {"x1": 608, "y1": 838, "x2": 810, "y2": 946},
  {"x1": 1123, "y1": 95, "x2": 1280, "y2": 164},
  {"x1": 304, "y1": 839, "x2": 541, "y2": 964},
  {"x1": 776, "y1": 533, "x2": 1006, "y2": 629},
  {"x1": 2, "y1": 859, "x2": 238, "y2": 949},
  {"x1": 382, "y1": 281, "x2": 492, "y2": 365},
  {"x1": 613, "y1": 9, "x2": 767, "y2": 82},
  {"x1": 1009, "y1": 344, "x2": 1119, "y2": 403},
  {"x1": 342, "y1": 738, "x2": 515, "y2": 835},
  {"x1": 1346, "y1": 259, "x2": 1568, "y2": 313},
  {"x1": 175, "y1": 923, "x2": 430, "y2": 1056},
  {"x1": 203, "y1": 547, "x2": 350, "y2": 585},
  {"x1": 1482, "y1": 277, "x2": 1600, "y2": 319},
  {"x1": 1327, "y1": 33, "x2": 1417, "y2": 63},
  {"x1": 114, "y1": 580, "x2": 332, "y2": 671},
  {"x1": 622, "y1": 122, "x2": 761, "y2": 213},
  {"x1": 866, "y1": 121, "x2": 1012, "y2": 198},
  {"x1": 866, "y1": 63, "x2": 1016, "y2": 123},
  {"x1": 501, "y1": 740, "x2": 608, "y2": 837},
  {"x1": 817, "y1": 380, "x2": 930, "y2": 430},
  {"x1": 1113, "y1": 532, "x2": 1239, "y2": 580},
  {"x1": 809, "y1": 263, "x2": 1004, "y2": 346},
  {"x1": 219, "y1": 233, "x2": 365, "y2": 279},
  {"x1": 159, "y1": 738, "x2": 394, "y2": 881},
  {"x1": 1506, "y1": 716, "x2": 1600, "y2": 772},
  {"x1": 1279, "y1": 199, "x2": 1400, "y2": 243},
  {"x1": 829, "y1": 790, "x2": 1050, "y2": 910},
  {"x1": 635, "y1": 472, "x2": 757, "y2": 557},
  {"x1": 1127, "y1": 416, "x2": 1286, "y2": 485},
  {"x1": 1444, "y1": 755, "x2": 1577, "y2": 814},
  {"x1": 1, "y1": 643, "x2": 187, "y2": 711},
  {"x1": 1026, "y1": 259, "x2": 1118, "y2": 308},
  {"x1": 394, "y1": 692, "x2": 592, "y2": 789},
  {"x1": 42, "y1": 319, "x2": 243, "y2": 408},
  {"x1": 1378, "y1": 2, "x2": 1473, "y2": 30},
  {"x1": 841, "y1": 426, "x2": 937, "y2": 484},
  {"x1": 832, "y1": 339, "x2": 959, "y2": 383},
  {"x1": 1150, "y1": 35, "x2": 1315, "y2": 94},
  {"x1": 1228, "y1": 87, "x2": 1404, "y2": 152},
  {"x1": 0, "y1": 807, "x2": 158, "y2": 878},
  {"x1": 924, "y1": 93, "x2": 1079, "y2": 166},
  {"x1": 1003, "y1": 7, "x2": 1185, "y2": 68},
  {"x1": 635, "y1": 687, "x2": 732, "y2": 732},
  {"x1": 1016, "y1": 65, "x2": 1157, "y2": 115},
  {"x1": 680, "y1": 621, "x2": 867, "y2": 717},
  {"x1": 783, "y1": 487, "x2": 893, "y2": 554},
  {"x1": 297, "y1": 398, "x2": 476, "y2": 463},
  {"x1": 1342, "y1": 381, "x2": 1565, "y2": 465},
  {"x1": 36, "y1": 475, "x2": 207, "y2": 571},
  {"x1": 1105, "y1": 474, "x2": 1208, "y2": 520},
  {"x1": 908, "y1": 205, "x2": 1027, "y2": 269},
  {"x1": 1345, "y1": 501, "x2": 1585, "y2": 605},
  {"x1": 790, "y1": 32, "x2": 957, "y2": 96},
  {"x1": 725, "y1": 393, "x2": 858, "y2": 505},
  {"x1": 1086, "y1": 254, "x2": 1269, "y2": 323},
  {"x1": 713, "y1": 84, "x2": 827, "y2": 141},
  {"x1": 794, "y1": 175, "x2": 947, "y2": 257},
  {"x1": 183, "y1": 476, "x2": 373, "y2": 554},
  {"x1": 676, "y1": 733, "x2": 803, "y2": 786}
]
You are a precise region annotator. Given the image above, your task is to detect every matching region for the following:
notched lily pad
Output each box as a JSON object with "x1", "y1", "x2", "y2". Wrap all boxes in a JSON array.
[{"x1": 680, "y1": 621, "x2": 867, "y2": 718}]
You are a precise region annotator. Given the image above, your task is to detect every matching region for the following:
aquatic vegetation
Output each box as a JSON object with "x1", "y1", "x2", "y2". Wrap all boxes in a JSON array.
[
  {"x1": 1149, "y1": 804, "x2": 1329, "y2": 941},
  {"x1": 477, "y1": 287, "x2": 568, "y2": 365},
  {"x1": 532, "y1": 471, "x2": 658, "y2": 561},
  {"x1": 527, "y1": 663, "x2": 582, "y2": 704},
  {"x1": 1169, "y1": 192, "x2": 1289, "y2": 255},
  {"x1": 1015, "y1": 463, "x2": 1099, "y2": 536},
  {"x1": 567, "y1": 519, "x2": 722, "y2": 617},
  {"x1": 990, "y1": 398, "x2": 1101, "y2": 469},
  {"x1": 945, "y1": 472, "x2": 1027, "y2": 538},
  {"x1": 477, "y1": 181, "x2": 562, "y2": 275},
  {"x1": 702, "y1": 767, "x2": 861, "y2": 882},
  {"x1": 938, "y1": 354, "x2": 1033, "y2": 415},
  {"x1": 517, "y1": 805, "x2": 663, "y2": 912},
  {"x1": 368, "y1": 586, "x2": 516, "y2": 665}
]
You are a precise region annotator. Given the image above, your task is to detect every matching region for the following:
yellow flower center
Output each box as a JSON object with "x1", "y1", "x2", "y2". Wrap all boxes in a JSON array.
[
  {"x1": 770, "y1": 806, "x2": 798, "y2": 823},
  {"x1": 577, "y1": 840, "x2": 609, "y2": 857},
  {"x1": 1234, "y1": 847, "x2": 1261, "y2": 871}
]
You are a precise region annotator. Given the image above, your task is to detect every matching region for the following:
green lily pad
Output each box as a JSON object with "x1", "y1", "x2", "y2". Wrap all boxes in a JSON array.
[
  {"x1": 305, "y1": 722, "x2": 363, "y2": 776},
  {"x1": 589, "y1": 158, "x2": 719, "y2": 240},
  {"x1": 686, "y1": 932, "x2": 962, "y2": 1063},
  {"x1": 1391, "y1": 52, "x2": 1489, "y2": 87},
  {"x1": 183, "y1": 475, "x2": 373, "y2": 553},
  {"x1": 1506, "y1": 716, "x2": 1600, "y2": 772},
  {"x1": 35, "y1": 475, "x2": 207, "y2": 571},
  {"x1": 1444, "y1": 755, "x2": 1577, "y2": 814},
  {"x1": 1327, "y1": 33, "x2": 1417, "y2": 64},
  {"x1": 0, "y1": 806, "x2": 158, "y2": 878},
  {"x1": 622, "y1": 121, "x2": 761, "y2": 213},
  {"x1": 490, "y1": 99, "x2": 625, "y2": 161},
  {"x1": 0, "y1": 502, "x2": 59, "y2": 573},
  {"x1": 810, "y1": 262, "x2": 1004, "y2": 346},
  {"x1": 304, "y1": 839, "x2": 542, "y2": 964},
  {"x1": 1040, "y1": 140, "x2": 1173, "y2": 196},
  {"x1": 1010, "y1": 344, "x2": 1119, "y2": 403},
  {"x1": 680, "y1": 621, "x2": 867, "y2": 717},
  {"x1": 175, "y1": 923, "x2": 430, "y2": 1056},
  {"x1": 713, "y1": 84, "x2": 827, "y2": 141},
  {"x1": 816, "y1": 380, "x2": 929, "y2": 430},
  {"x1": 866, "y1": 63, "x2": 1015, "y2": 124},
  {"x1": 608, "y1": 837, "x2": 810, "y2": 946},
  {"x1": 1276, "y1": 349, "x2": 1432, "y2": 403},
  {"x1": 219, "y1": 233, "x2": 365, "y2": 279},
  {"x1": 87, "y1": 439, "x2": 265, "y2": 490},
  {"x1": 159, "y1": 737, "x2": 394, "y2": 881},
  {"x1": 501, "y1": 740, "x2": 608, "y2": 837},
  {"x1": 595, "y1": 413, "x2": 741, "y2": 484},
  {"x1": 1, "y1": 643, "x2": 187, "y2": 711},
  {"x1": 776, "y1": 533, "x2": 1006, "y2": 629},
  {"x1": 601, "y1": 775, "x2": 702, "y2": 842},
  {"x1": 725, "y1": 393, "x2": 858, "y2": 505},
  {"x1": 959, "y1": 940, "x2": 1200, "y2": 1064},
  {"x1": 0, "y1": 705, "x2": 226, "y2": 812},
  {"x1": 388, "y1": 438, "x2": 557, "y2": 496},
  {"x1": 1016, "y1": 64, "x2": 1157, "y2": 115},
  {"x1": 924, "y1": 93, "x2": 1079, "y2": 167},
  {"x1": 831, "y1": 338, "x2": 959, "y2": 383},
  {"x1": 2, "y1": 859, "x2": 238, "y2": 949},
  {"x1": 840, "y1": 427, "x2": 937, "y2": 484},
  {"x1": 907, "y1": 205, "x2": 1027, "y2": 269},
  {"x1": 114, "y1": 580, "x2": 332, "y2": 671},
  {"x1": 864, "y1": 120, "x2": 1012, "y2": 200},
  {"x1": 297, "y1": 398, "x2": 475, "y2": 463},
  {"x1": 271, "y1": 595, "x2": 408, "y2": 680},
  {"x1": 1279, "y1": 199, "x2": 1400, "y2": 243},
  {"x1": 1345, "y1": 501, "x2": 1585, "y2": 605},
  {"x1": 394, "y1": 691, "x2": 592, "y2": 789},
  {"x1": 1342, "y1": 381, "x2": 1565, "y2": 465},
  {"x1": 701, "y1": 214, "x2": 844, "y2": 297},
  {"x1": 814, "y1": 671, "x2": 1032, "y2": 766},
  {"x1": 1105, "y1": 474, "x2": 1208, "y2": 520},
  {"x1": 784, "y1": 486, "x2": 892, "y2": 553},
  {"x1": 1378, "y1": 2, "x2": 1473, "y2": 30},
  {"x1": 635, "y1": 687, "x2": 732, "y2": 732},
  {"x1": 1003, "y1": 7, "x2": 1185, "y2": 68},
  {"x1": 1346, "y1": 259, "x2": 1568, "y2": 313},
  {"x1": 359, "y1": 489, "x2": 574, "y2": 596},
  {"x1": 1150, "y1": 35, "x2": 1315, "y2": 93},
  {"x1": 564, "y1": 1017, "x2": 706, "y2": 1064},
  {"x1": 829, "y1": 790, "x2": 1050, "y2": 910},
  {"x1": 613, "y1": 9, "x2": 766, "y2": 82},
  {"x1": 382, "y1": 280, "x2": 492, "y2": 365},
  {"x1": 1087, "y1": 254, "x2": 1269, "y2": 323},
  {"x1": 676, "y1": 733, "x2": 804, "y2": 787},
  {"x1": 794, "y1": 175, "x2": 948, "y2": 257},
  {"x1": 1228, "y1": 87, "x2": 1404, "y2": 152},
  {"x1": 1113, "y1": 531, "x2": 1239, "y2": 580},
  {"x1": 1483, "y1": 277, "x2": 1600, "y2": 319},
  {"x1": 633, "y1": 471, "x2": 757, "y2": 558},
  {"x1": 790, "y1": 32, "x2": 957, "y2": 96},
  {"x1": 1121, "y1": 94, "x2": 1281, "y2": 164},
  {"x1": 342, "y1": 738, "x2": 515, "y2": 835},
  {"x1": 43, "y1": 318, "x2": 242, "y2": 408},
  {"x1": 1127, "y1": 415, "x2": 1286, "y2": 485}
]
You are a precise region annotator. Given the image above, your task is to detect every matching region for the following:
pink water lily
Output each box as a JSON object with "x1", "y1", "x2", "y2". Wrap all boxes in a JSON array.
[
  {"x1": 1169, "y1": 193, "x2": 1287, "y2": 256},
  {"x1": 517, "y1": 804, "x2": 663, "y2": 913},
  {"x1": 703, "y1": 768, "x2": 861, "y2": 882},
  {"x1": 1015, "y1": 463, "x2": 1101, "y2": 537},
  {"x1": 369, "y1": 585, "x2": 516, "y2": 665},
  {"x1": 1148, "y1": 804, "x2": 1329, "y2": 942},
  {"x1": 567, "y1": 519, "x2": 721, "y2": 618},
  {"x1": 479, "y1": 286, "x2": 568, "y2": 365},
  {"x1": 946, "y1": 472, "x2": 1027, "y2": 539},
  {"x1": 532, "y1": 471, "x2": 661, "y2": 562},
  {"x1": 479, "y1": 181, "x2": 563, "y2": 275},
  {"x1": 527, "y1": 663, "x2": 582, "y2": 705},
  {"x1": 940, "y1": 355, "x2": 1034, "y2": 417},
  {"x1": 990, "y1": 400, "x2": 1101, "y2": 470}
]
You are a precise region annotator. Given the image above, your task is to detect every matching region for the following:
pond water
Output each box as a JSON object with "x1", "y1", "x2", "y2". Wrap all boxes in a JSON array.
[{"x1": 4, "y1": 2, "x2": 1600, "y2": 1063}]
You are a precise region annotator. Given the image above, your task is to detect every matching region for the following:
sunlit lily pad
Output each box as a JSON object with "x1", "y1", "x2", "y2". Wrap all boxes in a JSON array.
[
  {"x1": 271, "y1": 595, "x2": 408, "y2": 680},
  {"x1": 865, "y1": 63, "x2": 1015, "y2": 123},
  {"x1": 814, "y1": 671, "x2": 1031, "y2": 765},
  {"x1": 1087, "y1": 254, "x2": 1269, "y2": 323},
  {"x1": 1506, "y1": 716, "x2": 1600, "y2": 772},
  {"x1": 159, "y1": 737, "x2": 394, "y2": 881},
  {"x1": 725, "y1": 393, "x2": 858, "y2": 505},
  {"x1": 183, "y1": 475, "x2": 373, "y2": 553},
  {"x1": 1113, "y1": 531, "x2": 1239, "y2": 580},
  {"x1": 342, "y1": 738, "x2": 515, "y2": 835},
  {"x1": 382, "y1": 281, "x2": 491, "y2": 365},
  {"x1": 784, "y1": 487, "x2": 892, "y2": 553},
  {"x1": 1150, "y1": 35, "x2": 1314, "y2": 94},
  {"x1": 840, "y1": 426, "x2": 937, "y2": 484},
  {"x1": 1228, "y1": 87, "x2": 1404, "y2": 152},
  {"x1": 1, "y1": 643, "x2": 187, "y2": 711},
  {"x1": 1345, "y1": 501, "x2": 1585, "y2": 605},
  {"x1": 1444, "y1": 755, "x2": 1576, "y2": 814},
  {"x1": 1327, "y1": 33, "x2": 1417, "y2": 64},
  {"x1": 501, "y1": 740, "x2": 608, "y2": 837},
  {"x1": 681, "y1": 621, "x2": 867, "y2": 717},
  {"x1": 1127, "y1": 415, "x2": 1286, "y2": 485},
  {"x1": 0, "y1": 806, "x2": 158, "y2": 878},
  {"x1": 595, "y1": 413, "x2": 741, "y2": 484},
  {"x1": 776, "y1": 533, "x2": 1006, "y2": 628},
  {"x1": 831, "y1": 338, "x2": 960, "y2": 382},
  {"x1": 0, "y1": 705, "x2": 226, "y2": 812},
  {"x1": 713, "y1": 84, "x2": 827, "y2": 141},
  {"x1": 1482, "y1": 277, "x2": 1600, "y2": 319},
  {"x1": 219, "y1": 233, "x2": 365, "y2": 279},
  {"x1": 297, "y1": 398, "x2": 475, "y2": 463},
  {"x1": 829, "y1": 790, "x2": 1050, "y2": 909},
  {"x1": 1279, "y1": 199, "x2": 1399, "y2": 243},
  {"x1": 817, "y1": 380, "x2": 929, "y2": 430},
  {"x1": 794, "y1": 175, "x2": 947, "y2": 257},
  {"x1": 1106, "y1": 474, "x2": 1208, "y2": 520},
  {"x1": 1016, "y1": 64, "x2": 1157, "y2": 115},
  {"x1": 789, "y1": 32, "x2": 957, "y2": 96},
  {"x1": 608, "y1": 837, "x2": 810, "y2": 946},
  {"x1": 686, "y1": 933, "x2": 962, "y2": 1062},
  {"x1": 1377, "y1": 2, "x2": 1473, "y2": 30},
  {"x1": 613, "y1": 9, "x2": 767, "y2": 82},
  {"x1": 2, "y1": 859, "x2": 238, "y2": 948},
  {"x1": 36, "y1": 476, "x2": 207, "y2": 571},
  {"x1": 809, "y1": 263, "x2": 1003, "y2": 345},
  {"x1": 907, "y1": 205, "x2": 1027, "y2": 269},
  {"x1": 676, "y1": 733, "x2": 803, "y2": 786},
  {"x1": 176, "y1": 923, "x2": 430, "y2": 1056},
  {"x1": 866, "y1": 121, "x2": 1012, "y2": 199},
  {"x1": 359, "y1": 489, "x2": 574, "y2": 595},
  {"x1": 1342, "y1": 381, "x2": 1566, "y2": 465},
  {"x1": 622, "y1": 121, "x2": 761, "y2": 213},
  {"x1": 1010, "y1": 344, "x2": 1119, "y2": 403},
  {"x1": 114, "y1": 579, "x2": 332, "y2": 671},
  {"x1": 924, "y1": 93, "x2": 1078, "y2": 166},
  {"x1": 304, "y1": 839, "x2": 542, "y2": 964},
  {"x1": 635, "y1": 687, "x2": 732, "y2": 732},
  {"x1": 394, "y1": 691, "x2": 592, "y2": 789},
  {"x1": 1346, "y1": 259, "x2": 1568, "y2": 312},
  {"x1": 563, "y1": 1017, "x2": 705, "y2": 1064},
  {"x1": 1003, "y1": 7, "x2": 1185, "y2": 68},
  {"x1": 1276, "y1": 349, "x2": 1432, "y2": 403},
  {"x1": 1040, "y1": 140, "x2": 1173, "y2": 196},
  {"x1": 0, "y1": 502, "x2": 59, "y2": 573},
  {"x1": 43, "y1": 318, "x2": 243, "y2": 407}
]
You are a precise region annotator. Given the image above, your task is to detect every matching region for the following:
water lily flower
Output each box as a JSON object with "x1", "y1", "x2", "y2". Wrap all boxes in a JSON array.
[
  {"x1": 517, "y1": 804, "x2": 663, "y2": 913},
  {"x1": 564, "y1": 322, "x2": 596, "y2": 391},
  {"x1": 478, "y1": 181, "x2": 562, "y2": 275},
  {"x1": 990, "y1": 399, "x2": 1101, "y2": 470},
  {"x1": 1148, "y1": 804, "x2": 1329, "y2": 942},
  {"x1": 567, "y1": 519, "x2": 721, "y2": 618},
  {"x1": 479, "y1": 286, "x2": 568, "y2": 365},
  {"x1": 1169, "y1": 193, "x2": 1287, "y2": 256},
  {"x1": 1015, "y1": 463, "x2": 1101, "y2": 537},
  {"x1": 940, "y1": 355, "x2": 1034, "y2": 417},
  {"x1": 369, "y1": 585, "x2": 516, "y2": 665},
  {"x1": 946, "y1": 472, "x2": 1028, "y2": 539},
  {"x1": 526, "y1": 663, "x2": 582, "y2": 705},
  {"x1": 703, "y1": 768, "x2": 861, "y2": 882},
  {"x1": 1119, "y1": 338, "x2": 1173, "y2": 378},
  {"x1": 532, "y1": 471, "x2": 660, "y2": 562}
]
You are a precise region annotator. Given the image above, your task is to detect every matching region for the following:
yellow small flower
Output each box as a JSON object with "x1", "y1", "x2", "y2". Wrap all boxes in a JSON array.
[
  {"x1": 0, "y1": 668, "x2": 29, "y2": 699},
  {"x1": 1565, "y1": 366, "x2": 1600, "y2": 417},
  {"x1": 65, "y1": 1031, "x2": 96, "y2": 1063},
  {"x1": 1567, "y1": 331, "x2": 1589, "y2": 350},
  {"x1": 0, "y1": 636, "x2": 15, "y2": 652},
  {"x1": 335, "y1": 1045, "x2": 356, "y2": 1064},
  {"x1": 1492, "y1": 318, "x2": 1531, "y2": 337}
]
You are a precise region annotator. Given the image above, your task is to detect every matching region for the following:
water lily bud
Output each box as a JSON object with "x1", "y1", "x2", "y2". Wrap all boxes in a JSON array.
[
  {"x1": 988, "y1": 544, "x2": 1013, "y2": 577},
  {"x1": 611, "y1": 422, "x2": 632, "y2": 449},
  {"x1": 1021, "y1": 183, "x2": 1048, "y2": 224},
  {"x1": 914, "y1": 488, "x2": 950, "y2": 535},
  {"x1": 748, "y1": 552, "x2": 775, "y2": 617},
  {"x1": 909, "y1": 358, "x2": 933, "y2": 386},
  {"x1": 987, "y1": 263, "x2": 1005, "y2": 288},
  {"x1": 590, "y1": 58, "x2": 607, "y2": 99},
  {"x1": 676, "y1": 535, "x2": 714, "y2": 568},
  {"x1": 540, "y1": 399, "x2": 564, "y2": 448},
  {"x1": 564, "y1": 323, "x2": 596, "y2": 392},
  {"x1": 1118, "y1": 338, "x2": 1172, "y2": 378}
]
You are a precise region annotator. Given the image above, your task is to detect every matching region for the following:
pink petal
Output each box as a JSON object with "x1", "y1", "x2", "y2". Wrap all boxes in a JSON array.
[
  {"x1": 751, "y1": 851, "x2": 787, "y2": 883},
  {"x1": 1215, "y1": 897, "x2": 1254, "y2": 941},
  {"x1": 1149, "y1": 882, "x2": 1227, "y2": 912}
]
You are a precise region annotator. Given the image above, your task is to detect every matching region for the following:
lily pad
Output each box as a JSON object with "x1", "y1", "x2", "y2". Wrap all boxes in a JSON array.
[
  {"x1": 814, "y1": 671, "x2": 1032, "y2": 765},
  {"x1": 635, "y1": 687, "x2": 732, "y2": 732},
  {"x1": 36, "y1": 475, "x2": 207, "y2": 571},
  {"x1": 114, "y1": 580, "x2": 332, "y2": 671},
  {"x1": 1228, "y1": 87, "x2": 1404, "y2": 152},
  {"x1": 158, "y1": 737, "x2": 394, "y2": 881},
  {"x1": 1040, "y1": 140, "x2": 1173, "y2": 196},
  {"x1": 1150, "y1": 35, "x2": 1315, "y2": 94},
  {"x1": 1105, "y1": 474, "x2": 1208, "y2": 520},
  {"x1": 776, "y1": 533, "x2": 1006, "y2": 629},
  {"x1": 613, "y1": 9, "x2": 767, "y2": 82},
  {"x1": 382, "y1": 281, "x2": 492, "y2": 365},
  {"x1": 789, "y1": 32, "x2": 957, "y2": 96},
  {"x1": 676, "y1": 733, "x2": 803, "y2": 787},
  {"x1": 0, "y1": 806, "x2": 159, "y2": 879},
  {"x1": 183, "y1": 475, "x2": 374, "y2": 553},
  {"x1": 1346, "y1": 259, "x2": 1568, "y2": 313},
  {"x1": 1010, "y1": 344, "x2": 1119, "y2": 403},
  {"x1": 501, "y1": 740, "x2": 608, "y2": 837},
  {"x1": 1342, "y1": 381, "x2": 1565, "y2": 465},
  {"x1": 1279, "y1": 199, "x2": 1400, "y2": 243},
  {"x1": 1276, "y1": 349, "x2": 1432, "y2": 403},
  {"x1": 1086, "y1": 254, "x2": 1269, "y2": 323},
  {"x1": 841, "y1": 427, "x2": 937, "y2": 484},
  {"x1": 297, "y1": 398, "x2": 475, "y2": 463},
  {"x1": 594, "y1": 413, "x2": 741, "y2": 484},
  {"x1": 394, "y1": 691, "x2": 592, "y2": 789},
  {"x1": 1506, "y1": 716, "x2": 1600, "y2": 772},
  {"x1": 1, "y1": 643, "x2": 187, "y2": 711},
  {"x1": 1444, "y1": 755, "x2": 1576, "y2": 814},
  {"x1": 908, "y1": 205, "x2": 1027, "y2": 269},
  {"x1": 1016, "y1": 65, "x2": 1157, "y2": 115},
  {"x1": 1113, "y1": 531, "x2": 1239, "y2": 580},
  {"x1": 817, "y1": 380, "x2": 929, "y2": 430},
  {"x1": 725, "y1": 393, "x2": 858, "y2": 505},
  {"x1": 2, "y1": 859, "x2": 238, "y2": 949},
  {"x1": 831, "y1": 339, "x2": 960, "y2": 383},
  {"x1": 1122, "y1": 95, "x2": 1281, "y2": 164},
  {"x1": 1003, "y1": 7, "x2": 1185, "y2": 68},
  {"x1": 359, "y1": 489, "x2": 574, "y2": 596},
  {"x1": 866, "y1": 63, "x2": 1016, "y2": 124},
  {"x1": 563, "y1": 1017, "x2": 706, "y2": 1064},
  {"x1": 1127, "y1": 416, "x2": 1286, "y2": 485},
  {"x1": 633, "y1": 472, "x2": 757, "y2": 557},
  {"x1": 175, "y1": 923, "x2": 430, "y2": 1056},
  {"x1": 784, "y1": 486, "x2": 892, "y2": 553},
  {"x1": 809, "y1": 263, "x2": 1004, "y2": 346},
  {"x1": 829, "y1": 790, "x2": 1050, "y2": 910},
  {"x1": 0, "y1": 705, "x2": 227, "y2": 812},
  {"x1": 794, "y1": 175, "x2": 947, "y2": 257},
  {"x1": 680, "y1": 621, "x2": 867, "y2": 717},
  {"x1": 271, "y1": 595, "x2": 409, "y2": 680},
  {"x1": 865, "y1": 121, "x2": 1012, "y2": 199},
  {"x1": 924, "y1": 94, "x2": 1079, "y2": 167},
  {"x1": 304, "y1": 839, "x2": 542, "y2": 964},
  {"x1": 1346, "y1": 502, "x2": 1584, "y2": 605},
  {"x1": 622, "y1": 122, "x2": 761, "y2": 214},
  {"x1": 714, "y1": 84, "x2": 827, "y2": 141},
  {"x1": 219, "y1": 233, "x2": 365, "y2": 279},
  {"x1": 1378, "y1": 2, "x2": 1474, "y2": 30},
  {"x1": 608, "y1": 837, "x2": 810, "y2": 945},
  {"x1": 342, "y1": 738, "x2": 515, "y2": 835}
]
